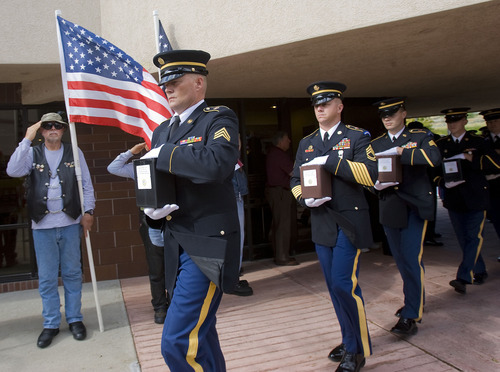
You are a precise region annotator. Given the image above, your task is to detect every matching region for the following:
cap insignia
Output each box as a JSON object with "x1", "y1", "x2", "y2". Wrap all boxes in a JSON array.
[{"x1": 314, "y1": 85, "x2": 320, "y2": 91}]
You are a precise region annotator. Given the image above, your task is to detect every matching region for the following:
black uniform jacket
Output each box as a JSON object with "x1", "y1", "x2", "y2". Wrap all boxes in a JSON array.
[
  {"x1": 291, "y1": 123, "x2": 378, "y2": 248},
  {"x1": 147, "y1": 102, "x2": 240, "y2": 295},
  {"x1": 371, "y1": 128, "x2": 442, "y2": 228},
  {"x1": 484, "y1": 135, "x2": 500, "y2": 209},
  {"x1": 436, "y1": 132, "x2": 500, "y2": 212}
]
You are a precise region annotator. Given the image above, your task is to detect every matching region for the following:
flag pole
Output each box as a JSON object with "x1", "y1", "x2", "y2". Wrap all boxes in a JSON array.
[
  {"x1": 153, "y1": 10, "x2": 160, "y2": 54},
  {"x1": 54, "y1": 10, "x2": 104, "y2": 333},
  {"x1": 153, "y1": 10, "x2": 162, "y2": 80}
]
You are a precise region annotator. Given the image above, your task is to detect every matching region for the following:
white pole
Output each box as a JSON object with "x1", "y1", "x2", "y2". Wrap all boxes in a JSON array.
[
  {"x1": 153, "y1": 10, "x2": 161, "y2": 77},
  {"x1": 54, "y1": 10, "x2": 104, "y2": 333}
]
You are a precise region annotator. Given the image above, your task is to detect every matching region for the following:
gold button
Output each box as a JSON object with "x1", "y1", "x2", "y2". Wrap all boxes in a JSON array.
[
  {"x1": 220, "y1": 231, "x2": 225, "y2": 236},
  {"x1": 355, "y1": 207, "x2": 358, "y2": 210},
  {"x1": 394, "y1": 186, "x2": 399, "y2": 190},
  {"x1": 166, "y1": 215, "x2": 172, "y2": 221}
]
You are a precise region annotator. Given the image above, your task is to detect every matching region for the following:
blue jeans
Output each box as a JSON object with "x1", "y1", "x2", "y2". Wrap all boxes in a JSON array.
[
  {"x1": 33, "y1": 224, "x2": 83, "y2": 328},
  {"x1": 148, "y1": 227, "x2": 164, "y2": 247},
  {"x1": 448, "y1": 210, "x2": 487, "y2": 283}
]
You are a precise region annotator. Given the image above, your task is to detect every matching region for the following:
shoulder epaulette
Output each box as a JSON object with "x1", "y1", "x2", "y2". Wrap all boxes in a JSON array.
[
  {"x1": 469, "y1": 133, "x2": 484, "y2": 138},
  {"x1": 203, "y1": 105, "x2": 230, "y2": 113},
  {"x1": 345, "y1": 124, "x2": 363, "y2": 132},
  {"x1": 346, "y1": 124, "x2": 371, "y2": 136},
  {"x1": 409, "y1": 129, "x2": 427, "y2": 134},
  {"x1": 303, "y1": 128, "x2": 319, "y2": 140},
  {"x1": 372, "y1": 133, "x2": 387, "y2": 141}
]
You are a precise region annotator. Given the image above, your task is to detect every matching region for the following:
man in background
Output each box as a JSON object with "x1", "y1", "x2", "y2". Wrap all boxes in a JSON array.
[{"x1": 265, "y1": 131, "x2": 299, "y2": 266}]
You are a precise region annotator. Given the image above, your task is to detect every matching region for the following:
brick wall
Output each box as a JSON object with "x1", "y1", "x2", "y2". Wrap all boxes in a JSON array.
[{"x1": 76, "y1": 123, "x2": 149, "y2": 282}]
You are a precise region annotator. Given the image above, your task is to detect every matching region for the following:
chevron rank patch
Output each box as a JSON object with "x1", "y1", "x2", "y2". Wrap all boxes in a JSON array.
[
  {"x1": 366, "y1": 145, "x2": 376, "y2": 161},
  {"x1": 214, "y1": 128, "x2": 231, "y2": 142}
]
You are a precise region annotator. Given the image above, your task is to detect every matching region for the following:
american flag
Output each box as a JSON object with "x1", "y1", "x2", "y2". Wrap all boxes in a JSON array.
[
  {"x1": 56, "y1": 15, "x2": 171, "y2": 147},
  {"x1": 158, "y1": 20, "x2": 173, "y2": 52}
]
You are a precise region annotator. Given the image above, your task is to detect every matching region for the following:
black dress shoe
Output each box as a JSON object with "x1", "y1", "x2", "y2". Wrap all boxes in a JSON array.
[
  {"x1": 37, "y1": 328, "x2": 59, "y2": 348},
  {"x1": 69, "y1": 321, "x2": 87, "y2": 341},
  {"x1": 449, "y1": 279, "x2": 467, "y2": 294},
  {"x1": 228, "y1": 280, "x2": 254, "y2": 296},
  {"x1": 395, "y1": 306, "x2": 423, "y2": 322},
  {"x1": 391, "y1": 318, "x2": 417, "y2": 335},
  {"x1": 154, "y1": 309, "x2": 167, "y2": 324},
  {"x1": 424, "y1": 239, "x2": 443, "y2": 246},
  {"x1": 394, "y1": 306, "x2": 404, "y2": 318},
  {"x1": 336, "y1": 352, "x2": 365, "y2": 372},
  {"x1": 328, "y1": 343, "x2": 345, "y2": 362},
  {"x1": 473, "y1": 272, "x2": 488, "y2": 285},
  {"x1": 238, "y1": 279, "x2": 249, "y2": 287}
]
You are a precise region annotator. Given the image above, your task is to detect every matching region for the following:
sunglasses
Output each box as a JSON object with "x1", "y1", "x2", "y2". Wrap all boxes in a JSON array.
[{"x1": 41, "y1": 122, "x2": 65, "y2": 130}]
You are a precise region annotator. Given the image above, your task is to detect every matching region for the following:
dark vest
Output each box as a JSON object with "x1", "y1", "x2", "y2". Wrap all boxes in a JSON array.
[{"x1": 26, "y1": 143, "x2": 81, "y2": 223}]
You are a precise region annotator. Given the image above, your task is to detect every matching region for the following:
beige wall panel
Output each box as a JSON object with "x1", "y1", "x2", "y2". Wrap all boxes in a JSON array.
[
  {"x1": 0, "y1": 0, "x2": 102, "y2": 64},
  {"x1": 99, "y1": 0, "x2": 489, "y2": 70}
]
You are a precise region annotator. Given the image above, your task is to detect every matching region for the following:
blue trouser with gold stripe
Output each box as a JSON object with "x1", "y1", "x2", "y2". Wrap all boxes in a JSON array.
[
  {"x1": 161, "y1": 249, "x2": 225, "y2": 371},
  {"x1": 448, "y1": 210, "x2": 487, "y2": 283},
  {"x1": 316, "y1": 228, "x2": 372, "y2": 357},
  {"x1": 383, "y1": 209, "x2": 426, "y2": 321}
]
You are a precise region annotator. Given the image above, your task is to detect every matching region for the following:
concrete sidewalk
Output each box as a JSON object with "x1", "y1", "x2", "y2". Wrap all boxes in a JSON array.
[
  {"x1": 1, "y1": 204, "x2": 500, "y2": 371},
  {"x1": 0, "y1": 279, "x2": 139, "y2": 371}
]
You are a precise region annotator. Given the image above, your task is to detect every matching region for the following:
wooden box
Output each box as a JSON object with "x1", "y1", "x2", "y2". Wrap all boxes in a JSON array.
[
  {"x1": 300, "y1": 164, "x2": 332, "y2": 199},
  {"x1": 376, "y1": 155, "x2": 402, "y2": 183},
  {"x1": 133, "y1": 158, "x2": 176, "y2": 208}
]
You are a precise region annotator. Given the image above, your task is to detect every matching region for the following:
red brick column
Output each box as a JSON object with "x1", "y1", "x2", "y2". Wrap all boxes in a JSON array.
[{"x1": 76, "y1": 123, "x2": 149, "y2": 282}]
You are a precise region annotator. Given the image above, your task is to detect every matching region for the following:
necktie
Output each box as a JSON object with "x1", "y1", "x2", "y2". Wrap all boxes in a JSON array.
[
  {"x1": 168, "y1": 116, "x2": 180, "y2": 140},
  {"x1": 392, "y1": 136, "x2": 396, "y2": 142},
  {"x1": 323, "y1": 132, "x2": 329, "y2": 143},
  {"x1": 455, "y1": 139, "x2": 460, "y2": 144},
  {"x1": 495, "y1": 135, "x2": 499, "y2": 143}
]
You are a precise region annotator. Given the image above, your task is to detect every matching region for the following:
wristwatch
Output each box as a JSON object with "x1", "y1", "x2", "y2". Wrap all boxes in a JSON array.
[{"x1": 84, "y1": 209, "x2": 94, "y2": 216}]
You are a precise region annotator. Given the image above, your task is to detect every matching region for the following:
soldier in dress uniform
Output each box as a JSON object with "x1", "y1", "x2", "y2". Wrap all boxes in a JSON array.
[
  {"x1": 144, "y1": 50, "x2": 240, "y2": 371},
  {"x1": 371, "y1": 98, "x2": 441, "y2": 335},
  {"x1": 436, "y1": 108, "x2": 500, "y2": 294},
  {"x1": 479, "y1": 108, "x2": 500, "y2": 262},
  {"x1": 291, "y1": 81, "x2": 377, "y2": 372}
]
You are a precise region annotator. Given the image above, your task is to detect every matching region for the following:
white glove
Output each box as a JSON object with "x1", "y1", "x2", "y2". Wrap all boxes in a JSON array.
[
  {"x1": 303, "y1": 155, "x2": 329, "y2": 166},
  {"x1": 374, "y1": 180, "x2": 399, "y2": 190},
  {"x1": 144, "y1": 204, "x2": 179, "y2": 220},
  {"x1": 305, "y1": 197, "x2": 331, "y2": 208},
  {"x1": 141, "y1": 144, "x2": 164, "y2": 159},
  {"x1": 445, "y1": 180, "x2": 466, "y2": 189}
]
